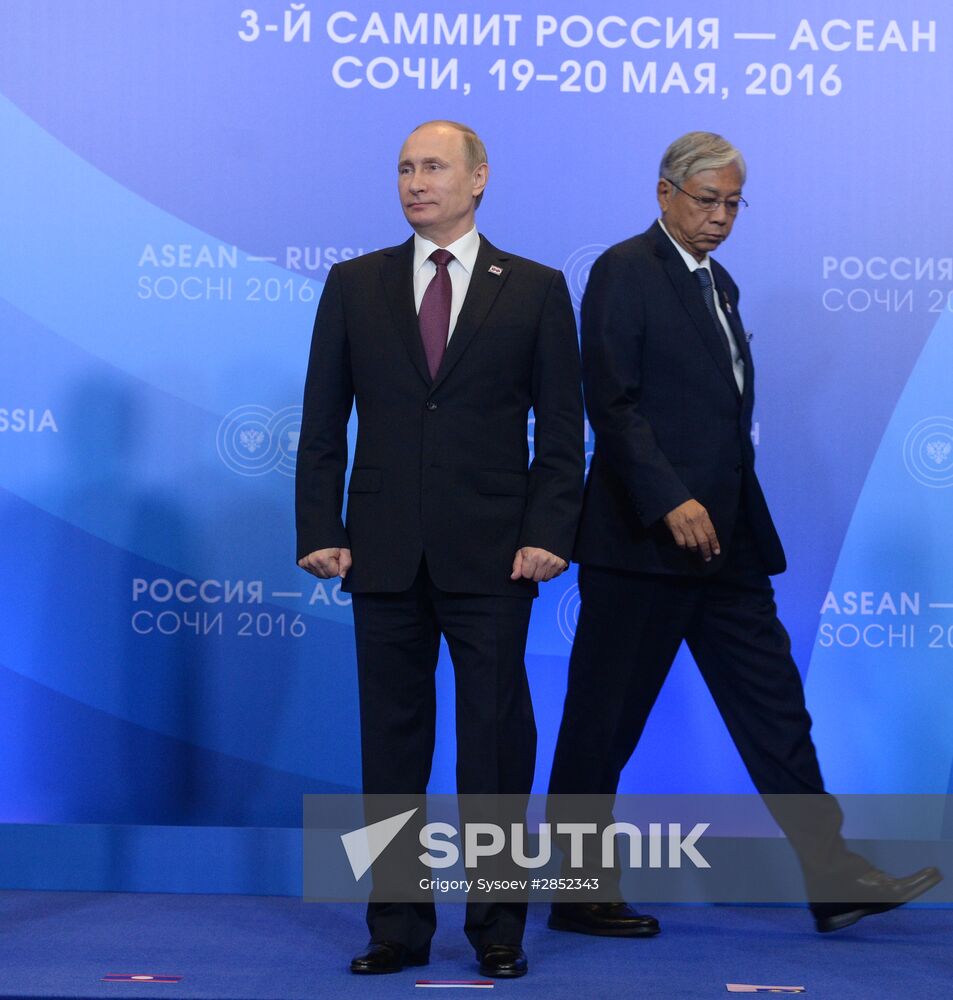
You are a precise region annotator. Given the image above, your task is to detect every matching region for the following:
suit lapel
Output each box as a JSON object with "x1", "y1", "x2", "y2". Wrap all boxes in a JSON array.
[
  {"x1": 430, "y1": 236, "x2": 509, "y2": 391},
  {"x1": 380, "y1": 236, "x2": 432, "y2": 387},
  {"x1": 651, "y1": 223, "x2": 739, "y2": 398}
]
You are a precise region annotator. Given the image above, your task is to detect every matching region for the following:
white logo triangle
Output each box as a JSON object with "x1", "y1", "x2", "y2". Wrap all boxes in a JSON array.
[{"x1": 340, "y1": 808, "x2": 419, "y2": 880}]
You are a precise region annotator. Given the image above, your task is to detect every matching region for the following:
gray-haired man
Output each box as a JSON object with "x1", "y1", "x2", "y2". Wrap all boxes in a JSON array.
[{"x1": 547, "y1": 131, "x2": 940, "y2": 936}]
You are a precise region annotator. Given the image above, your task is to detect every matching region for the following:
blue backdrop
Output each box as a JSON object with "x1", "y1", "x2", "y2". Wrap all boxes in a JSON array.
[{"x1": 1, "y1": 1, "x2": 951, "y2": 891}]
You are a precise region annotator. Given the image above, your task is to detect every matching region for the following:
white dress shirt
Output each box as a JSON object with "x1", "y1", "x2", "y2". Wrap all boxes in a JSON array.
[
  {"x1": 658, "y1": 219, "x2": 745, "y2": 393},
  {"x1": 412, "y1": 227, "x2": 481, "y2": 343}
]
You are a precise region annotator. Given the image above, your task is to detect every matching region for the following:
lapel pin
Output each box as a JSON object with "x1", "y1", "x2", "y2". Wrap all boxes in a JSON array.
[{"x1": 488, "y1": 265, "x2": 503, "y2": 276}]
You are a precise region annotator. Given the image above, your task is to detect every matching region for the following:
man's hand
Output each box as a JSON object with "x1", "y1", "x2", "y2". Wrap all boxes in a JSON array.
[
  {"x1": 510, "y1": 546, "x2": 568, "y2": 583},
  {"x1": 663, "y1": 500, "x2": 721, "y2": 562},
  {"x1": 298, "y1": 547, "x2": 352, "y2": 579}
]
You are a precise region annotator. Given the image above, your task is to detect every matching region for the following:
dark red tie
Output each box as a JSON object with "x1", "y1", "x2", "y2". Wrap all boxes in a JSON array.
[{"x1": 418, "y1": 249, "x2": 454, "y2": 379}]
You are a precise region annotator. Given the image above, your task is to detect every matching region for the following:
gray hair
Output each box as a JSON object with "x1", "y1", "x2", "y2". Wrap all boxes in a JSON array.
[{"x1": 659, "y1": 131, "x2": 746, "y2": 186}]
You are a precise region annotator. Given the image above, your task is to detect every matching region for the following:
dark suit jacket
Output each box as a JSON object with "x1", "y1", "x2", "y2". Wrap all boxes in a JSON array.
[
  {"x1": 296, "y1": 234, "x2": 584, "y2": 595},
  {"x1": 573, "y1": 221, "x2": 785, "y2": 577}
]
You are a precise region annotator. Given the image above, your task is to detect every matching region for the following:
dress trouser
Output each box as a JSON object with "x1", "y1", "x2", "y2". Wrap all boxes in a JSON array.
[
  {"x1": 548, "y1": 513, "x2": 867, "y2": 900},
  {"x1": 352, "y1": 559, "x2": 536, "y2": 953}
]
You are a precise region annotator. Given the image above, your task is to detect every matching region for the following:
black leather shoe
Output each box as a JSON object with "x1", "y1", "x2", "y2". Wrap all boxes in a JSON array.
[
  {"x1": 477, "y1": 944, "x2": 528, "y2": 978},
  {"x1": 548, "y1": 901, "x2": 661, "y2": 937},
  {"x1": 350, "y1": 941, "x2": 429, "y2": 974},
  {"x1": 814, "y1": 866, "x2": 943, "y2": 933}
]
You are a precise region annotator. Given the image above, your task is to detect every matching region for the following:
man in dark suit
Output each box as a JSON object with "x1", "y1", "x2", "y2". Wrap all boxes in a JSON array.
[
  {"x1": 547, "y1": 130, "x2": 939, "y2": 937},
  {"x1": 296, "y1": 120, "x2": 583, "y2": 977}
]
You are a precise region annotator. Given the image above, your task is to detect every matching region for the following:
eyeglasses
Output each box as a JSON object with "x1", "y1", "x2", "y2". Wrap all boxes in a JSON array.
[{"x1": 666, "y1": 178, "x2": 748, "y2": 215}]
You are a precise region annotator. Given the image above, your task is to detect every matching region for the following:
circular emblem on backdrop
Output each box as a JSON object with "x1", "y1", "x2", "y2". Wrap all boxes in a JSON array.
[
  {"x1": 563, "y1": 244, "x2": 608, "y2": 310},
  {"x1": 902, "y1": 416, "x2": 953, "y2": 488},
  {"x1": 556, "y1": 583, "x2": 582, "y2": 643},
  {"x1": 216, "y1": 404, "x2": 302, "y2": 477}
]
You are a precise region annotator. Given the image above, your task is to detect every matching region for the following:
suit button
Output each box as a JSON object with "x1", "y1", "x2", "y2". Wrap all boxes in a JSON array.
[
  {"x1": 734, "y1": 464, "x2": 742, "y2": 473},
  {"x1": 425, "y1": 401, "x2": 437, "y2": 411}
]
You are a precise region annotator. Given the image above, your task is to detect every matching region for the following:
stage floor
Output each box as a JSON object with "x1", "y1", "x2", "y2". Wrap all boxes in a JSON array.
[{"x1": 0, "y1": 891, "x2": 949, "y2": 998}]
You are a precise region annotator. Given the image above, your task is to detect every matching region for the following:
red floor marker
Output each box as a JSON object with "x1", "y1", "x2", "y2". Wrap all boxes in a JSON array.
[
  {"x1": 415, "y1": 981, "x2": 494, "y2": 989},
  {"x1": 726, "y1": 986, "x2": 805, "y2": 994},
  {"x1": 102, "y1": 974, "x2": 184, "y2": 984}
]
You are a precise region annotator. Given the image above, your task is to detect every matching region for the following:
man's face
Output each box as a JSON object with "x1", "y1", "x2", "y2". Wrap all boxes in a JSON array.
[
  {"x1": 398, "y1": 124, "x2": 488, "y2": 246},
  {"x1": 657, "y1": 163, "x2": 743, "y2": 262}
]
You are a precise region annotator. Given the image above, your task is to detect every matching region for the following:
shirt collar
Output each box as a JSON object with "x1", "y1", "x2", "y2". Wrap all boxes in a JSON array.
[
  {"x1": 413, "y1": 227, "x2": 480, "y2": 276},
  {"x1": 658, "y1": 218, "x2": 712, "y2": 276}
]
